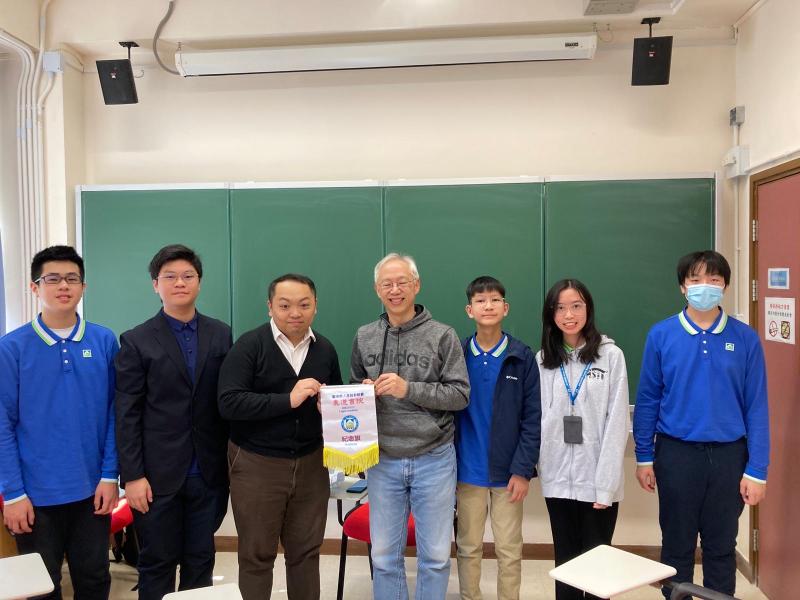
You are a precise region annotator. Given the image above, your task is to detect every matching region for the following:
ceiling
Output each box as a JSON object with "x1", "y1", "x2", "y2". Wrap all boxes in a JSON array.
[{"x1": 41, "y1": 0, "x2": 760, "y2": 64}]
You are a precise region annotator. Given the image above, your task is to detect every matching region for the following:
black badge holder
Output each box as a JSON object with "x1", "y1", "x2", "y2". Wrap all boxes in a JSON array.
[{"x1": 563, "y1": 414, "x2": 583, "y2": 444}]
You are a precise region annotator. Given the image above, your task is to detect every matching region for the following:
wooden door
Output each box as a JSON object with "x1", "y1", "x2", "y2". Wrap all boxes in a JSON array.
[{"x1": 752, "y1": 162, "x2": 800, "y2": 598}]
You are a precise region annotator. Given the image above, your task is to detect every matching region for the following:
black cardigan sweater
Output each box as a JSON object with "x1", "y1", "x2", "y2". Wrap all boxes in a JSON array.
[{"x1": 217, "y1": 324, "x2": 342, "y2": 458}]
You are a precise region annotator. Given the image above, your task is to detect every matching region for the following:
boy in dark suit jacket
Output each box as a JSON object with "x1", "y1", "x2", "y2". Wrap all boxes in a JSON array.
[{"x1": 116, "y1": 244, "x2": 232, "y2": 600}]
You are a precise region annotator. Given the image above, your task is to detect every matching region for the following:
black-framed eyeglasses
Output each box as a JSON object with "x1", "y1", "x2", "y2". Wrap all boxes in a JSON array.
[{"x1": 35, "y1": 273, "x2": 83, "y2": 286}]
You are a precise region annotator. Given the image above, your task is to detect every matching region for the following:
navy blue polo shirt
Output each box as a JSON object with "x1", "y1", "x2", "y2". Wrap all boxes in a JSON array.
[
  {"x1": 456, "y1": 334, "x2": 509, "y2": 487},
  {"x1": 162, "y1": 310, "x2": 200, "y2": 476}
]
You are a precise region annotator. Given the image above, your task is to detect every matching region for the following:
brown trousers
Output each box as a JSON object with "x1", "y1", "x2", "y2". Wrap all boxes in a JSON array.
[{"x1": 228, "y1": 442, "x2": 329, "y2": 600}]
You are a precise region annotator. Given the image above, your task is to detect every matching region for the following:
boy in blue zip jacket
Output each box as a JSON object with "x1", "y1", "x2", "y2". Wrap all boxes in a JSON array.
[
  {"x1": 634, "y1": 251, "x2": 769, "y2": 598},
  {"x1": 455, "y1": 276, "x2": 541, "y2": 600}
]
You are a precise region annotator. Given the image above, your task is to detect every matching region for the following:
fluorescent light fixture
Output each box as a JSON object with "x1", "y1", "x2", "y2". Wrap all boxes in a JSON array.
[{"x1": 175, "y1": 33, "x2": 598, "y2": 76}]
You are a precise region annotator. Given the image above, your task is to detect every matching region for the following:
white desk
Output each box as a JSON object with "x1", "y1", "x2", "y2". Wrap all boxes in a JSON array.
[
  {"x1": 330, "y1": 476, "x2": 368, "y2": 503},
  {"x1": 330, "y1": 476, "x2": 368, "y2": 526},
  {"x1": 0, "y1": 552, "x2": 54, "y2": 600},
  {"x1": 163, "y1": 583, "x2": 243, "y2": 600},
  {"x1": 549, "y1": 545, "x2": 677, "y2": 599}
]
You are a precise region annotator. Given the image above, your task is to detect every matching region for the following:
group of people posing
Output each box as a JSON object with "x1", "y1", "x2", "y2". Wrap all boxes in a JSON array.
[{"x1": 0, "y1": 244, "x2": 768, "y2": 600}]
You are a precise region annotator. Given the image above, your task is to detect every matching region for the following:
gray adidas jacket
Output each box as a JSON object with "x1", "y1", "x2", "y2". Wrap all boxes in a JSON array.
[
  {"x1": 536, "y1": 335, "x2": 629, "y2": 506},
  {"x1": 350, "y1": 305, "x2": 470, "y2": 457}
]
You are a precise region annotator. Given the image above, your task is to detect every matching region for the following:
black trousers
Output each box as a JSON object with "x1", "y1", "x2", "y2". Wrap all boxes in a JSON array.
[
  {"x1": 545, "y1": 497, "x2": 619, "y2": 600},
  {"x1": 15, "y1": 496, "x2": 111, "y2": 600},
  {"x1": 655, "y1": 435, "x2": 747, "y2": 598},
  {"x1": 132, "y1": 475, "x2": 229, "y2": 600}
]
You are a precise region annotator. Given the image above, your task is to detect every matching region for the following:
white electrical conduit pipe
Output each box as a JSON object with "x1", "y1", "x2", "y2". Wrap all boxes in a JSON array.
[
  {"x1": 0, "y1": 0, "x2": 53, "y2": 323},
  {"x1": 733, "y1": 122, "x2": 741, "y2": 319},
  {"x1": 33, "y1": 0, "x2": 55, "y2": 261},
  {"x1": 0, "y1": 30, "x2": 36, "y2": 320}
]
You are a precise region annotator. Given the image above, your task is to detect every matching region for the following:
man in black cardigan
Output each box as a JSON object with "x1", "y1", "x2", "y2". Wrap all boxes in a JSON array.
[
  {"x1": 115, "y1": 244, "x2": 232, "y2": 600},
  {"x1": 218, "y1": 273, "x2": 341, "y2": 600}
]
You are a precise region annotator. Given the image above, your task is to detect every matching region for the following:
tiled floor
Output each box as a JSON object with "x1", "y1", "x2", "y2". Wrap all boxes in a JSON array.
[{"x1": 91, "y1": 552, "x2": 770, "y2": 599}]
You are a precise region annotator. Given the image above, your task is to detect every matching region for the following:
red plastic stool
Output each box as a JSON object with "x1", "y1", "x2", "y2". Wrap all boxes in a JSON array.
[{"x1": 337, "y1": 502, "x2": 415, "y2": 600}]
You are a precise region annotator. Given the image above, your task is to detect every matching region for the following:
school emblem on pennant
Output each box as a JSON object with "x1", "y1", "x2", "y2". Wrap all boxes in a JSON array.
[
  {"x1": 321, "y1": 384, "x2": 379, "y2": 475},
  {"x1": 82, "y1": 349, "x2": 93, "y2": 358}
]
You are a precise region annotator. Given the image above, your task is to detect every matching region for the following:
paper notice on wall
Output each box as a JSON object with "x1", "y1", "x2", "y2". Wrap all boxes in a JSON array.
[
  {"x1": 764, "y1": 297, "x2": 795, "y2": 345},
  {"x1": 768, "y1": 268, "x2": 790, "y2": 290}
]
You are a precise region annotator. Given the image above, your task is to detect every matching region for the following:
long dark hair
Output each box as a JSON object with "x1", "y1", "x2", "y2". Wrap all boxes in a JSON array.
[{"x1": 540, "y1": 279, "x2": 602, "y2": 369}]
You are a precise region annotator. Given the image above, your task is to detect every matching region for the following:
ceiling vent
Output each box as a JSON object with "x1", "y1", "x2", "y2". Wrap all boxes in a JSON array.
[{"x1": 584, "y1": 0, "x2": 639, "y2": 15}]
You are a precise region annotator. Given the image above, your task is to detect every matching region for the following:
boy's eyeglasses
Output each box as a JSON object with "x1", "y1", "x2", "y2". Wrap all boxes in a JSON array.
[
  {"x1": 555, "y1": 302, "x2": 586, "y2": 315},
  {"x1": 471, "y1": 298, "x2": 506, "y2": 307},
  {"x1": 377, "y1": 279, "x2": 415, "y2": 292},
  {"x1": 158, "y1": 272, "x2": 199, "y2": 284},
  {"x1": 35, "y1": 273, "x2": 83, "y2": 286}
]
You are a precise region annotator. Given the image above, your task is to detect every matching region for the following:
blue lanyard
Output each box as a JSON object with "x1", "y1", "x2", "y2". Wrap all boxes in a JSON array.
[{"x1": 560, "y1": 362, "x2": 592, "y2": 406}]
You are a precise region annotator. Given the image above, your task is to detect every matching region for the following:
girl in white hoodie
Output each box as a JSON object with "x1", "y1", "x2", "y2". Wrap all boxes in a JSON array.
[{"x1": 537, "y1": 279, "x2": 630, "y2": 600}]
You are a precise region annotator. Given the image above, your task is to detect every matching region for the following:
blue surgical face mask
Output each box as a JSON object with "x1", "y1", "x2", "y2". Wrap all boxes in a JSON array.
[{"x1": 685, "y1": 284, "x2": 724, "y2": 312}]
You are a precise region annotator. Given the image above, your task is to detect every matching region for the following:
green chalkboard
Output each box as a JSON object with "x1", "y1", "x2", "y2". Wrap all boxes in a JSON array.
[
  {"x1": 384, "y1": 183, "x2": 545, "y2": 348},
  {"x1": 79, "y1": 178, "x2": 714, "y2": 403},
  {"x1": 80, "y1": 188, "x2": 231, "y2": 337},
  {"x1": 544, "y1": 178, "x2": 715, "y2": 400},
  {"x1": 229, "y1": 187, "x2": 383, "y2": 376}
]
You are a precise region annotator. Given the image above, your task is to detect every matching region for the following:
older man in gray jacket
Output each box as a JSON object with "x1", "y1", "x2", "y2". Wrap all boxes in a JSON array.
[{"x1": 351, "y1": 252, "x2": 470, "y2": 600}]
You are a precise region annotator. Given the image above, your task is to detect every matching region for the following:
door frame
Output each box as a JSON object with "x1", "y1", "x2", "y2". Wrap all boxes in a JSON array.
[{"x1": 747, "y1": 157, "x2": 800, "y2": 582}]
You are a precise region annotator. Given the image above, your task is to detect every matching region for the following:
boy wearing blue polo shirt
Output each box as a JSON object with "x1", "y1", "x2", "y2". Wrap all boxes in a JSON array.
[
  {"x1": 455, "y1": 276, "x2": 541, "y2": 600},
  {"x1": 634, "y1": 250, "x2": 769, "y2": 598},
  {"x1": 0, "y1": 245, "x2": 119, "y2": 600}
]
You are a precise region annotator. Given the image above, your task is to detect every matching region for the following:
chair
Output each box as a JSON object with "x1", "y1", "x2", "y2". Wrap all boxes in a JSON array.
[
  {"x1": 111, "y1": 498, "x2": 133, "y2": 534},
  {"x1": 337, "y1": 502, "x2": 416, "y2": 600},
  {"x1": 110, "y1": 498, "x2": 139, "y2": 567}
]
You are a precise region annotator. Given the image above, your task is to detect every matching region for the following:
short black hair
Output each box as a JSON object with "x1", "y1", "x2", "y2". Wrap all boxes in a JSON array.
[
  {"x1": 466, "y1": 276, "x2": 506, "y2": 301},
  {"x1": 268, "y1": 274, "x2": 317, "y2": 300},
  {"x1": 540, "y1": 278, "x2": 602, "y2": 369},
  {"x1": 31, "y1": 245, "x2": 84, "y2": 282},
  {"x1": 148, "y1": 244, "x2": 203, "y2": 280},
  {"x1": 676, "y1": 250, "x2": 731, "y2": 286}
]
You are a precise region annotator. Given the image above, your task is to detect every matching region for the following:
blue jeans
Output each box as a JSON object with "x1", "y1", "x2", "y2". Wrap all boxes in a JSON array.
[{"x1": 368, "y1": 442, "x2": 456, "y2": 600}]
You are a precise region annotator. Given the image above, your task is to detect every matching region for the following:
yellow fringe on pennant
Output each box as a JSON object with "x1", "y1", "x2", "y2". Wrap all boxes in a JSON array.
[{"x1": 324, "y1": 443, "x2": 380, "y2": 475}]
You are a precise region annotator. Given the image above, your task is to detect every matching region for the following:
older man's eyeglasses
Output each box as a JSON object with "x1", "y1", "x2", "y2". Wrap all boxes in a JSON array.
[{"x1": 378, "y1": 279, "x2": 415, "y2": 292}]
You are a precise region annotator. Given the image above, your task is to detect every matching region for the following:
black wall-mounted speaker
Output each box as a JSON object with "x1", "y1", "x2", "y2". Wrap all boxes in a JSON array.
[
  {"x1": 631, "y1": 36, "x2": 673, "y2": 86},
  {"x1": 96, "y1": 59, "x2": 138, "y2": 105}
]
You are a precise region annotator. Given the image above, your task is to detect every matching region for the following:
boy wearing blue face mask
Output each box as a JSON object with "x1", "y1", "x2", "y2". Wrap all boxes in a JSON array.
[{"x1": 633, "y1": 250, "x2": 769, "y2": 599}]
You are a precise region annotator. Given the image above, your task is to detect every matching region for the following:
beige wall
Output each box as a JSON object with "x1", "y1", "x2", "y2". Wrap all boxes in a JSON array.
[
  {"x1": 0, "y1": 0, "x2": 39, "y2": 48},
  {"x1": 216, "y1": 437, "x2": 663, "y2": 544},
  {"x1": 44, "y1": 63, "x2": 85, "y2": 245},
  {"x1": 736, "y1": 0, "x2": 800, "y2": 173},
  {"x1": 81, "y1": 44, "x2": 734, "y2": 185}
]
